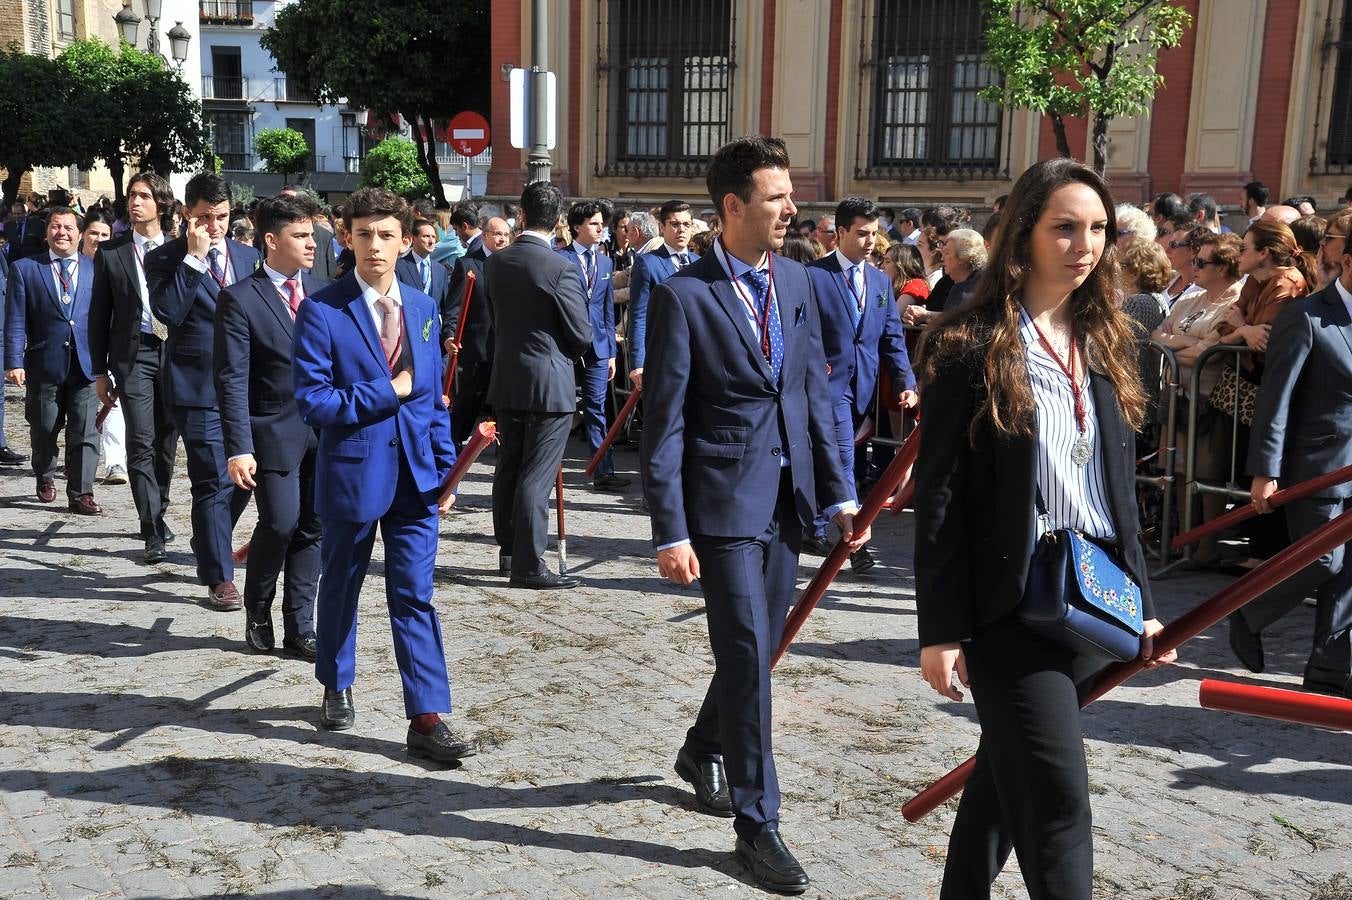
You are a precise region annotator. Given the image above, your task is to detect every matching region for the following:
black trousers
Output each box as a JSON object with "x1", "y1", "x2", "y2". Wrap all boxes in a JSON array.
[
  {"x1": 685, "y1": 471, "x2": 801, "y2": 842},
  {"x1": 119, "y1": 337, "x2": 178, "y2": 537},
  {"x1": 492, "y1": 408, "x2": 570, "y2": 577},
  {"x1": 244, "y1": 444, "x2": 320, "y2": 640},
  {"x1": 1242, "y1": 494, "x2": 1352, "y2": 678},
  {"x1": 941, "y1": 616, "x2": 1096, "y2": 900},
  {"x1": 25, "y1": 363, "x2": 99, "y2": 498},
  {"x1": 450, "y1": 360, "x2": 493, "y2": 448}
]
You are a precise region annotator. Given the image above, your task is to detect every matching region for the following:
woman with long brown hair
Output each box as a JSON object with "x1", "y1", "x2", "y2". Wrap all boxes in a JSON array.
[{"x1": 914, "y1": 158, "x2": 1176, "y2": 898}]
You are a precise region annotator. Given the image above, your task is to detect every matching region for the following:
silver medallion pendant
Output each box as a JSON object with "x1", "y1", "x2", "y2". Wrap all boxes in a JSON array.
[
  {"x1": 61, "y1": 294, "x2": 71, "y2": 305},
  {"x1": 1071, "y1": 436, "x2": 1093, "y2": 466}
]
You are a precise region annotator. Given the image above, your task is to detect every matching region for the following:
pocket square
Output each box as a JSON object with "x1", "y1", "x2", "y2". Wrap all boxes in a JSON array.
[{"x1": 794, "y1": 304, "x2": 807, "y2": 326}]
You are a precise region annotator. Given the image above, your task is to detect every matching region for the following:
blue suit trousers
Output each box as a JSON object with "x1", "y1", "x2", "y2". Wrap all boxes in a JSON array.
[
  {"x1": 172, "y1": 405, "x2": 250, "y2": 585},
  {"x1": 578, "y1": 354, "x2": 613, "y2": 476},
  {"x1": 812, "y1": 395, "x2": 861, "y2": 538},
  {"x1": 315, "y1": 454, "x2": 452, "y2": 718}
]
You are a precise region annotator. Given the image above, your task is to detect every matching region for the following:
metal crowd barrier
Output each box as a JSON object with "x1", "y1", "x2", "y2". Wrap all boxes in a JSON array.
[{"x1": 1135, "y1": 339, "x2": 1182, "y2": 573}]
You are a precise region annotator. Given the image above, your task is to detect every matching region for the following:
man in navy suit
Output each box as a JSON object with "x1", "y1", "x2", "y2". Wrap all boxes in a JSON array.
[
  {"x1": 397, "y1": 217, "x2": 450, "y2": 329},
  {"x1": 4, "y1": 208, "x2": 100, "y2": 512},
  {"x1": 292, "y1": 187, "x2": 475, "y2": 763},
  {"x1": 443, "y1": 208, "x2": 509, "y2": 447},
  {"x1": 214, "y1": 194, "x2": 325, "y2": 661},
  {"x1": 148, "y1": 172, "x2": 260, "y2": 611},
  {"x1": 804, "y1": 197, "x2": 916, "y2": 571},
  {"x1": 559, "y1": 200, "x2": 628, "y2": 491},
  {"x1": 1238, "y1": 207, "x2": 1352, "y2": 697},
  {"x1": 0, "y1": 249, "x2": 28, "y2": 468},
  {"x1": 640, "y1": 137, "x2": 867, "y2": 894},
  {"x1": 626, "y1": 200, "x2": 698, "y2": 391}
]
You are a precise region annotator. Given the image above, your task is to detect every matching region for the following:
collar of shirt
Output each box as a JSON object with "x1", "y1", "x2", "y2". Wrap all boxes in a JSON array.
[
  {"x1": 132, "y1": 230, "x2": 161, "y2": 253},
  {"x1": 712, "y1": 237, "x2": 767, "y2": 285},
  {"x1": 1335, "y1": 275, "x2": 1352, "y2": 319},
  {"x1": 49, "y1": 252, "x2": 78, "y2": 264},
  {"x1": 262, "y1": 262, "x2": 304, "y2": 299},
  {"x1": 517, "y1": 231, "x2": 552, "y2": 248},
  {"x1": 833, "y1": 247, "x2": 864, "y2": 278},
  {"x1": 662, "y1": 243, "x2": 687, "y2": 259},
  {"x1": 410, "y1": 250, "x2": 431, "y2": 265},
  {"x1": 571, "y1": 240, "x2": 597, "y2": 259}
]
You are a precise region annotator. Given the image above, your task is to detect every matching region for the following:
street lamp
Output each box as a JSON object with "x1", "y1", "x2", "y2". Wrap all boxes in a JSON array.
[
  {"x1": 167, "y1": 22, "x2": 192, "y2": 70},
  {"x1": 143, "y1": 0, "x2": 163, "y2": 56},
  {"x1": 113, "y1": 5, "x2": 142, "y2": 46}
]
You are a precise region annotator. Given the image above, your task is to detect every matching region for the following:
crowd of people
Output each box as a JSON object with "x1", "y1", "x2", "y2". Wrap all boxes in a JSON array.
[{"x1": 2, "y1": 142, "x2": 1350, "y2": 896}]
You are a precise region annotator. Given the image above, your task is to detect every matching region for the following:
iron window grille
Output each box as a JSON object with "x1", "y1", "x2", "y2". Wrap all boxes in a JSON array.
[
  {"x1": 856, "y1": 0, "x2": 1009, "y2": 181},
  {"x1": 596, "y1": 0, "x2": 737, "y2": 178},
  {"x1": 209, "y1": 111, "x2": 252, "y2": 170},
  {"x1": 1311, "y1": 0, "x2": 1352, "y2": 174}
]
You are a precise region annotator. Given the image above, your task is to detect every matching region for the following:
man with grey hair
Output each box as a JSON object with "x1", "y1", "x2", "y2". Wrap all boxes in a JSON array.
[
  {"x1": 814, "y1": 214, "x2": 837, "y2": 253},
  {"x1": 627, "y1": 211, "x2": 659, "y2": 250}
]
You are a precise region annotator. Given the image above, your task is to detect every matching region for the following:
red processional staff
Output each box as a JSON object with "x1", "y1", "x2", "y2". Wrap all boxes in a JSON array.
[
  {"x1": 585, "y1": 387, "x2": 642, "y2": 477},
  {"x1": 1199, "y1": 679, "x2": 1352, "y2": 732},
  {"x1": 441, "y1": 271, "x2": 477, "y2": 405}
]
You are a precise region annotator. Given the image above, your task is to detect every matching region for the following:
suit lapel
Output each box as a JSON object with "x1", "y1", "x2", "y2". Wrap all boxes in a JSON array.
[
  {"x1": 708, "y1": 276, "x2": 775, "y2": 388},
  {"x1": 1321, "y1": 285, "x2": 1352, "y2": 360},
  {"x1": 1089, "y1": 371, "x2": 1131, "y2": 536},
  {"x1": 72, "y1": 256, "x2": 94, "y2": 320},
  {"x1": 254, "y1": 270, "x2": 294, "y2": 338},
  {"x1": 346, "y1": 290, "x2": 386, "y2": 368},
  {"x1": 38, "y1": 258, "x2": 66, "y2": 316}
]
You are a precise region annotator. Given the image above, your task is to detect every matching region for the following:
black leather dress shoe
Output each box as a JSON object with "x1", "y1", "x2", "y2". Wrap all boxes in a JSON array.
[
  {"x1": 1227, "y1": 612, "x2": 1264, "y2": 673},
  {"x1": 510, "y1": 570, "x2": 582, "y2": 590},
  {"x1": 282, "y1": 632, "x2": 318, "y2": 661},
  {"x1": 245, "y1": 608, "x2": 275, "y2": 653},
  {"x1": 143, "y1": 537, "x2": 166, "y2": 565},
  {"x1": 407, "y1": 722, "x2": 478, "y2": 763},
  {"x1": 0, "y1": 446, "x2": 27, "y2": 466},
  {"x1": 850, "y1": 545, "x2": 877, "y2": 574},
  {"x1": 319, "y1": 687, "x2": 355, "y2": 730},
  {"x1": 735, "y1": 830, "x2": 810, "y2": 895},
  {"x1": 161, "y1": 523, "x2": 176, "y2": 543},
  {"x1": 675, "y1": 747, "x2": 735, "y2": 817},
  {"x1": 1302, "y1": 665, "x2": 1352, "y2": 698},
  {"x1": 592, "y1": 473, "x2": 631, "y2": 491},
  {"x1": 800, "y1": 534, "x2": 834, "y2": 557}
]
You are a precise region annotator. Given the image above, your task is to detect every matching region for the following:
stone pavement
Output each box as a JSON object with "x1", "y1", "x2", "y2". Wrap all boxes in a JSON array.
[{"x1": 0, "y1": 396, "x2": 1349, "y2": 899}]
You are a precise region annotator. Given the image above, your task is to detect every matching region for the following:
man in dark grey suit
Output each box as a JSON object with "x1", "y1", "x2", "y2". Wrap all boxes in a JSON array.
[
  {"x1": 484, "y1": 182, "x2": 593, "y2": 589},
  {"x1": 1237, "y1": 207, "x2": 1352, "y2": 697}
]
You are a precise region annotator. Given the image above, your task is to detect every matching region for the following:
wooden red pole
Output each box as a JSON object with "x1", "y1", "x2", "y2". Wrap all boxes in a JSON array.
[
  {"x1": 901, "y1": 507, "x2": 1352, "y2": 822},
  {"x1": 442, "y1": 271, "x2": 476, "y2": 403},
  {"x1": 585, "y1": 386, "x2": 641, "y2": 476},
  {"x1": 771, "y1": 427, "x2": 922, "y2": 668},
  {"x1": 1199, "y1": 679, "x2": 1352, "y2": 732},
  {"x1": 438, "y1": 419, "x2": 496, "y2": 506},
  {"x1": 556, "y1": 467, "x2": 568, "y2": 575},
  {"x1": 95, "y1": 399, "x2": 115, "y2": 432},
  {"x1": 1171, "y1": 463, "x2": 1352, "y2": 550}
]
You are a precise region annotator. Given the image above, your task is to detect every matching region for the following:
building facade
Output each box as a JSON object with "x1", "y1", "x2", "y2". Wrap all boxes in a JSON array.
[
  {"x1": 198, "y1": 0, "x2": 365, "y2": 197},
  {"x1": 486, "y1": 0, "x2": 1352, "y2": 214}
]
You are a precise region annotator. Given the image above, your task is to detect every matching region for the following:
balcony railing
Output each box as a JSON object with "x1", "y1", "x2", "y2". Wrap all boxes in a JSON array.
[
  {"x1": 272, "y1": 78, "x2": 317, "y2": 104},
  {"x1": 217, "y1": 152, "x2": 254, "y2": 170},
  {"x1": 200, "y1": 0, "x2": 252, "y2": 23},
  {"x1": 202, "y1": 75, "x2": 248, "y2": 100}
]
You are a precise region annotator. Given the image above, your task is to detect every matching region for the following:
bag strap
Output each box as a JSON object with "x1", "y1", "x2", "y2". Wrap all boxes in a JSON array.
[{"x1": 1034, "y1": 484, "x2": 1054, "y2": 538}]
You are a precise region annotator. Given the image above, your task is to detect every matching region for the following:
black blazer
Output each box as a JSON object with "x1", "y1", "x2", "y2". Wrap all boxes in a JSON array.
[
  {"x1": 212, "y1": 267, "x2": 326, "y2": 471},
  {"x1": 483, "y1": 234, "x2": 593, "y2": 413},
  {"x1": 90, "y1": 232, "x2": 154, "y2": 384},
  {"x1": 913, "y1": 333, "x2": 1154, "y2": 648},
  {"x1": 444, "y1": 236, "x2": 492, "y2": 363}
]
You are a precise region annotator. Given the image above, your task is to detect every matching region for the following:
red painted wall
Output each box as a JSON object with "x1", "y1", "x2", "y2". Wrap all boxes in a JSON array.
[{"x1": 1250, "y1": 0, "x2": 1300, "y2": 193}]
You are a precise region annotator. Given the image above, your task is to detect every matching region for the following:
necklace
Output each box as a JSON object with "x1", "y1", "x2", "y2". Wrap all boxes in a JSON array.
[{"x1": 1029, "y1": 317, "x2": 1093, "y2": 466}]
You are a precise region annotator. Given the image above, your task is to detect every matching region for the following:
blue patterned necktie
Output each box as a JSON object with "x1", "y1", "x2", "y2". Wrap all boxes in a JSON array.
[
  {"x1": 743, "y1": 267, "x2": 782, "y2": 383},
  {"x1": 676, "y1": 252, "x2": 689, "y2": 268},
  {"x1": 847, "y1": 265, "x2": 863, "y2": 325},
  {"x1": 208, "y1": 247, "x2": 224, "y2": 284},
  {"x1": 419, "y1": 257, "x2": 430, "y2": 292}
]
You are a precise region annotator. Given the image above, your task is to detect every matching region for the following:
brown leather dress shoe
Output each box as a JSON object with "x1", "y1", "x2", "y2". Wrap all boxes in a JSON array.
[
  {"x1": 204, "y1": 581, "x2": 244, "y2": 611},
  {"x1": 36, "y1": 481, "x2": 56, "y2": 503},
  {"x1": 68, "y1": 494, "x2": 102, "y2": 515}
]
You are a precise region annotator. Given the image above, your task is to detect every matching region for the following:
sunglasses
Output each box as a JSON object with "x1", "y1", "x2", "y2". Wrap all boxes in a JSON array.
[
  {"x1": 1169, "y1": 239, "x2": 1192, "y2": 249},
  {"x1": 1192, "y1": 257, "x2": 1223, "y2": 267},
  {"x1": 1321, "y1": 232, "x2": 1348, "y2": 244}
]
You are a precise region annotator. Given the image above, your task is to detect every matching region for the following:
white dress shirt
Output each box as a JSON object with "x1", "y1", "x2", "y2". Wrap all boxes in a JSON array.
[
  {"x1": 132, "y1": 230, "x2": 162, "y2": 334},
  {"x1": 354, "y1": 271, "x2": 404, "y2": 334},
  {"x1": 183, "y1": 240, "x2": 236, "y2": 285},
  {"x1": 262, "y1": 263, "x2": 305, "y2": 303},
  {"x1": 48, "y1": 252, "x2": 79, "y2": 301}
]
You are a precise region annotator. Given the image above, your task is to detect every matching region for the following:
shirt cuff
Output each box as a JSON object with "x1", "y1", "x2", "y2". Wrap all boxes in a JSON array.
[
  {"x1": 183, "y1": 254, "x2": 208, "y2": 273},
  {"x1": 227, "y1": 453, "x2": 251, "y2": 462},
  {"x1": 823, "y1": 501, "x2": 859, "y2": 520},
  {"x1": 656, "y1": 538, "x2": 691, "y2": 551}
]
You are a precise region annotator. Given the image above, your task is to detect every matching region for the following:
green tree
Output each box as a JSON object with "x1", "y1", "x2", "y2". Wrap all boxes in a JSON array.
[
  {"x1": 55, "y1": 40, "x2": 209, "y2": 203},
  {"x1": 980, "y1": 0, "x2": 1192, "y2": 173},
  {"x1": 254, "y1": 127, "x2": 312, "y2": 183},
  {"x1": 262, "y1": 0, "x2": 489, "y2": 206},
  {"x1": 360, "y1": 136, "x2": 431, "y2": 198},
  {"x1": 0, "y1": 49, "x2": 80, "y2": 206}
]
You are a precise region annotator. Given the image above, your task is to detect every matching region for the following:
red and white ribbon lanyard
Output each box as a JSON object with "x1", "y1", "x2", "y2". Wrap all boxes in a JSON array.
[
  {"x1": 716, "y1": 240, "x2": 775, "y2": 362},
  {"x1": 53, "y1": 257, "x2": 75, "y2": 302},
  {"x1": 207, "y1": 243, "x2": 232, "y2": 289}
]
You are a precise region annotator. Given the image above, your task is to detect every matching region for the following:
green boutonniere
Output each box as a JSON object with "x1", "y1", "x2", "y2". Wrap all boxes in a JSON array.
[
  {"x1": 421, "y1": 318, "x2": 432, "y2": 341},
  {"x1": 876, "y1": 293, "x2": 886, "y2": 309}
]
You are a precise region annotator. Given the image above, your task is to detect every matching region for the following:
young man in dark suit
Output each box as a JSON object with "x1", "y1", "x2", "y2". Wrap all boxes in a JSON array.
[
  {"x1": 559, "y1": 199, "x2": 628, "y2": 491},
  {"x1": 626, "y1": 200, "x2": 698, "y2": 391},
  {"x1": 804, "y1": 197, "x2": 917, "y2": 570},
  {"x1": 213, "y1": 194, "x2": 326, "y2": 661},
  {"x1": 442, "y1": 206, "x2": 503, "y2": 447},
  {"x1": 4, "y1": 208, "x2": 101, "y2": 513},
  {"x1": 147, "y1": 172, "x2": 260, "y2": 610},
  {"x1": 292, "y1": 187, "x2": 474, "y2": 763},
  {"x1": 640, "y1": 137, "x2": 866, "y2": 894},
  {"x1": 396, "y1": 218, "x2": 450, "y2": 319},
  {"x1": 484, "y1": 182, "x2": 594, "y2": 588},
  {"x1": 89, "y1": 172, "x2": 180, "y2": 563}
]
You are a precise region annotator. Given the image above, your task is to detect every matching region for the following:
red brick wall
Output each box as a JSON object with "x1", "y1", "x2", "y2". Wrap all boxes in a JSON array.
[
  {"x1": 759, "y1": 0, "x2": 777, "y2": 136},
  {"x1": 487, "y1": 0, "x2": 525, "y2": 195},
  {"x1": 1144, "y1": 0, "x2": 1200, "y2": 198},
  {"x1": 1250, "y1": 0, "x2": 1300, "y2": 193},
  {"x1": 821, "y1": 0, "x2": 843, "y2": 201}
]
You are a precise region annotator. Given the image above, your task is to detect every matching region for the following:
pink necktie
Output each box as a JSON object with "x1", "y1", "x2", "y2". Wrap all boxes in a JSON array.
[
  {"x1": 375, "y1": 296, "x2": 402, "y2": 370},
  {"x1": 283, "y1": 278, "x2": 302, "y2": 320}
]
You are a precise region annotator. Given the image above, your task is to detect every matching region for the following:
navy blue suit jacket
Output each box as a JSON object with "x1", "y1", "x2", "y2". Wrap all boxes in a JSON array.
[
  {"x1": 557, "y1": 244, "x2": 617, "y2": 360},
  {"x1": 445, "y1": 237, "x2": 492, "y2": 363},
  {"x1": 639, "y1": 251, "x2": 851, "y2": 544},
  {"x1": 292, "y1": 272, "x2": 456, "y2": 522},
  {"x1": 627, "y1": 248, "x2": 698, "y2": 371},
  {"x1": 807, "y1": 253, "x2": 915, "y2": 414},
  {"x1": 397, "y1": 253, "x2": 450, "y2": 314},
  {"x1": 4, "y1": 253, "x2": 95, "y2": 383},
  {"x1": 1248, "y1": 284, "x2": 1352, "y2": 496},
  {"x1": 213, "y1": 267, "x2": 327, "y2": 471},
  {"x1": 146, "y1": 237, "x2": 261, "y2": 409}
]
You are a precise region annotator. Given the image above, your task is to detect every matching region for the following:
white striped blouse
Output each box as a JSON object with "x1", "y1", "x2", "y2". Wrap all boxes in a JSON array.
[{"x1": 1018, "y1": 309, "x2": 1117, "y2": 540}]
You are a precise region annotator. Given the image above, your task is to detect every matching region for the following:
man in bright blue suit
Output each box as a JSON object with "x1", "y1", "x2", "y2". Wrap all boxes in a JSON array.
[
  {"x1": 147, "y1": 173, "x2": 260, "y2": 611},
  {"x1": 640, "y1": 137, "x2": 867, "y2": 895},
  {"x1": 558, "y1": 199, "x2": 628, "y2": 491},
  {"x1": 3, "y1": 208, "x2": 100, "y2": 511},
  {"x1": 804, "y1": 197, "x2": 916, "y2": 571},
  {"x1": 292, "y1": 187, "x2": 476, "y2": 765},
  {"x1": 625, "y1": 199, "x2": 698, "y2": 391}
]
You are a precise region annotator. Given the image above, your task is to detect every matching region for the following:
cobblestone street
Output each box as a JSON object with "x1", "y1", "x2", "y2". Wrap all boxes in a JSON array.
[{"x1": 1, "y1": 400, "x2": 1349, "y2": 899}]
